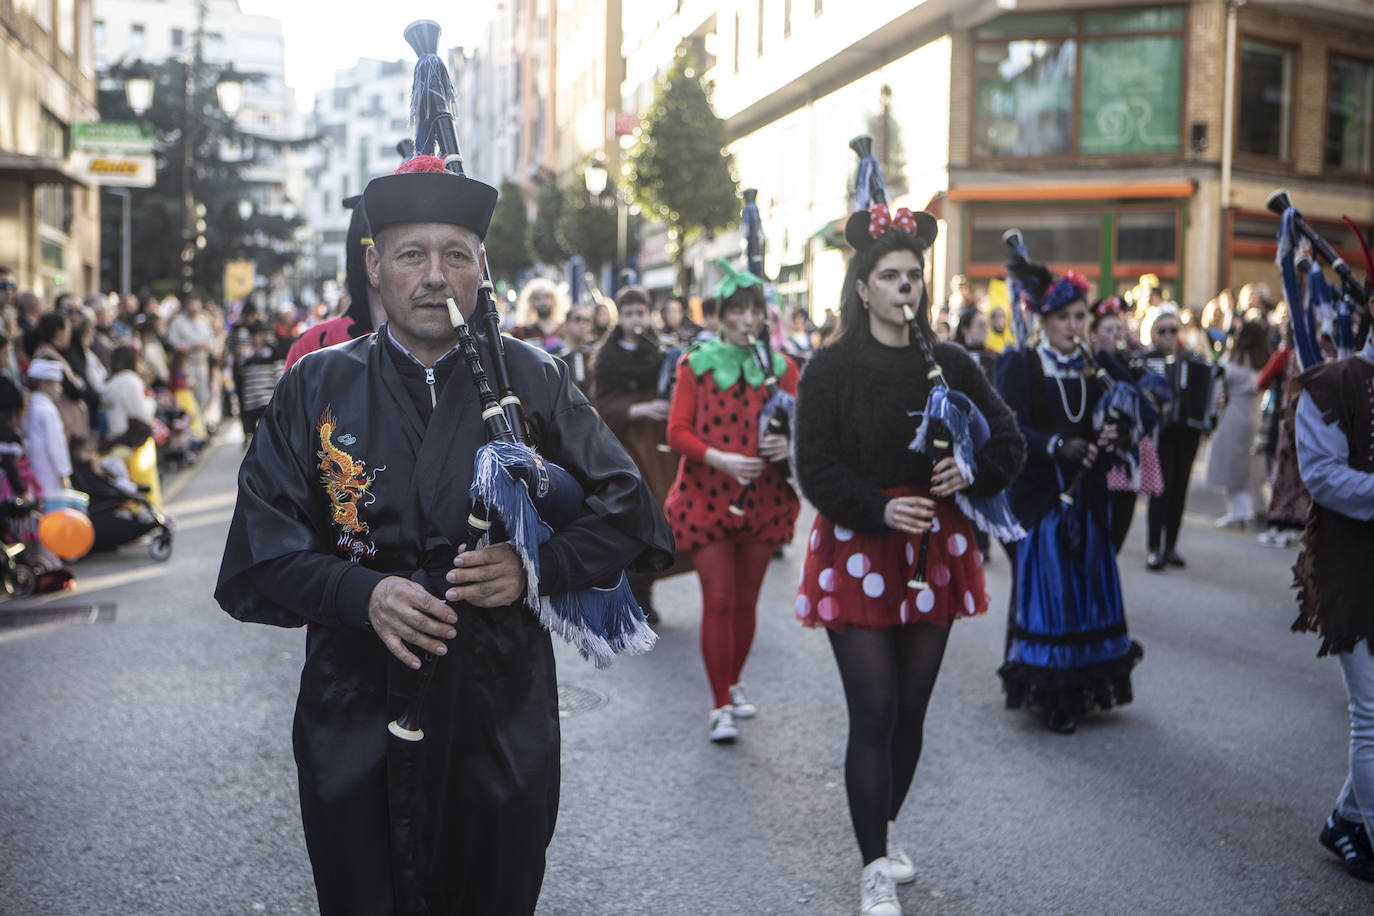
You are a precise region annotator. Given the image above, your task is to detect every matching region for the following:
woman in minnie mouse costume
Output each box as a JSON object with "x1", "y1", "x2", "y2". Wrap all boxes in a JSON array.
[
  {"x1": 994, "y1": 266, "x2": 1145, "y2": 736},
  {"x1": 664, "y1": 261, "x2": 800, "y2": 744},
  {"x1": 793, "y1": 195, "x2": 1024, "y2": 915}
]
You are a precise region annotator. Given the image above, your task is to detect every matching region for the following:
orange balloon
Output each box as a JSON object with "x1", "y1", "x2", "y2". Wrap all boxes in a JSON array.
[{"x1": 38, "y1": 508, "x2": 95, "y2": 560}]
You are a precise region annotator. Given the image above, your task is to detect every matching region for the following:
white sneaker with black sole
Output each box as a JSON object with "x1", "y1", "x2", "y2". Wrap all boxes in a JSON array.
[
  {"x1": 729, "y1": 683, "x2": 757, "y2": 718},
  {"x1": 859, "y1": 860, "x2": 900, "y2": 916},
  {"x1": 709, "y1": 705, "x2": 738, "y2": 742}
]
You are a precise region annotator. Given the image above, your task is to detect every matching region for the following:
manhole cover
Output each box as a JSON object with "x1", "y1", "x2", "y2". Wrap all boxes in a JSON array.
[
  {"x1": 0, "y1": 603, "x2": 116, "y2": 632},
  {"x1": 557, "y1": 684, "x2": 607, "y2": 718}
]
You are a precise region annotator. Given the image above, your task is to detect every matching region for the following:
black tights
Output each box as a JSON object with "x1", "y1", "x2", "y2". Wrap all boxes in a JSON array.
[
  {"x1": 1147, "y1": 425, "x2": 1202, "y2": 553},
  {"x1": 827, "y1": 622, "x2": 952, "y2": 865}
]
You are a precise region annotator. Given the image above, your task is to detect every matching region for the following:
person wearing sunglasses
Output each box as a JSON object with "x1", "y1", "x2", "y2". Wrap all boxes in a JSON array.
[{"x1": 1138, "y1": 304, "x2": 1208, "y2": 570}]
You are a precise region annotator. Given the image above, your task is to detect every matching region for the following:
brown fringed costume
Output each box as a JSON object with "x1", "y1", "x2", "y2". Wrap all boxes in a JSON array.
[
  {"x1": 591, "y1": 326, "x2": 681, "y2": 504},
  {"x1": 1291, "y1": 356, "x2": 1374, "y2": 656}
]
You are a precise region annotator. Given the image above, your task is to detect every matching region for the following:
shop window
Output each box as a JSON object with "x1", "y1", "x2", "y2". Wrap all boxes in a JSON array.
[
  {"x1": 1327, "y1": 55, "x2": 1374, "y2": 173},
  {"x1": 969, "y1": 211, "x2": 1101, "y2": 266},
  {"x1": 1237, "y1": 39, "x2": 1293, "y2": 160},
  {"x1": 974, "y1": 40, "x2": 1076, "y2": 158},
  {"x1": 1116, "y1": 211, "x2": 1176, "y2": 263},
  {"x1": 973, "y1": 7, "x2": 1184, "y2": 159}
]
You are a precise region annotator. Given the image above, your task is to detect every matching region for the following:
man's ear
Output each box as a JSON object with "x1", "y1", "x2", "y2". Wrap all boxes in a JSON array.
[{"x1": 365, "y1": 245, "x2": 380, "y2": 288}]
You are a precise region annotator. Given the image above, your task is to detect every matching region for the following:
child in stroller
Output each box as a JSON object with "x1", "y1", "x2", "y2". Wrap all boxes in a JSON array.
[{"x1": 69, "y1": 435, "x2": 173, "y2": 560}]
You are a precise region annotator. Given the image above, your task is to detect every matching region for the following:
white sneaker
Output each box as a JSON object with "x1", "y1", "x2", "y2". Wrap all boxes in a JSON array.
[
  {"x1": 708, "y1": 706, "x2": 738, "y2": 742},
  {"x1": 860, "y1": 860, "x2": 901, "y2": 916},
  {"x1": 885, "y1": 823, "x2": 916, "y2": 884},
  {"x1": 729, "y1": 683, "x2": 757, "y2": 718}
]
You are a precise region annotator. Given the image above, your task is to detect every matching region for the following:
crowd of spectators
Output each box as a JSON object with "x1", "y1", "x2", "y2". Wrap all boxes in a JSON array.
[{"x1": 0, "y1": 265, "x2": 294, "y2": 591}]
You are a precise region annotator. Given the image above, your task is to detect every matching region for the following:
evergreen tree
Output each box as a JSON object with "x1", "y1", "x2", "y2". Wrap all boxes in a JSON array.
[
  {"x1": 97, "y1": 58, "x2": 314, "y2": 299},
  {"x1": 485, "y1": 179, "x2": 534, "y2": 284},
  {"x1": 558, "y1": 171, "x2": 619, "y2": 284},
  {"x1": 530, "y1": 169, "x2": 569, "y2": 266},
  {"x1": 627, "y1": 44, "x2": 739, "y2": 294}
]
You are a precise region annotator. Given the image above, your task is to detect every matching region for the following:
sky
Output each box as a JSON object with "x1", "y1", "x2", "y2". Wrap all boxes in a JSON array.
[{"x1": 236, "y1": 1, "x2": 490, "y2": 110}]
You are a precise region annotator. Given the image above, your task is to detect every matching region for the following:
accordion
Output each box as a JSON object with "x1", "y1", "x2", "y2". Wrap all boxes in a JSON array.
[{"x1": 1139, "y1": 353, "x2": 1224, "y2": 430}]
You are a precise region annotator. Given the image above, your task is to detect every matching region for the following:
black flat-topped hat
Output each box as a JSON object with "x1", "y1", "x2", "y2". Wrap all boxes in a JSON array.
[{"x1": 362, "y1": 154, "x2": 499, "y2": 240}]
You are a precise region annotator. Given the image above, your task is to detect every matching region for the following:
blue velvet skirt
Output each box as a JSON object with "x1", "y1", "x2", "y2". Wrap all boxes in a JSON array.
[{"x1": 999, "y1": 495, "x2": 1143, "y2": 718}]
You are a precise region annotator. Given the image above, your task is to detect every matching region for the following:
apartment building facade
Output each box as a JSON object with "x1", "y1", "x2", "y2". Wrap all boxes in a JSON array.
[{"x1": 1, "y1": 0, "x2": 99, "y2": 297}]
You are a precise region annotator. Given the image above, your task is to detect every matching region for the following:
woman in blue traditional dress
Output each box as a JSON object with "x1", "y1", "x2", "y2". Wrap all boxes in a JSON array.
[{"x1": 994, "y1": 266, "x2": 1144, "y2": 734}]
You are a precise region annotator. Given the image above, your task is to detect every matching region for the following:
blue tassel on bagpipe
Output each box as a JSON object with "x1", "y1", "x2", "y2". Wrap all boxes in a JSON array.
[
  {"x1": 1306, "y1": 259, "x2": 1358, "y2": 359},
  {"x1": 758, "y1": 387, "x2": 794, "y2": 440},
  {"x1": 1277, "y1": 208, "x2": 1326, "y2": 370},
  {"x1": 909, "y1": 387, "x2": 1026, "y2": 542},
  {"x1": 1135, "y1": 371, "x2": 1171, "y2": 433},
  {"x1": 469, "y1": 441, "x2": 656, "y2": 668},
  {"x1": 1092, "y1": 381, "x2": 1149, "y2": 490}
]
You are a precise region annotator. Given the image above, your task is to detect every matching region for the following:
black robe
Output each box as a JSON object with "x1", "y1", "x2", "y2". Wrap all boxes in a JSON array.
[{"x1": 215, "y1": 327, "x2": 673, "y2": 915}]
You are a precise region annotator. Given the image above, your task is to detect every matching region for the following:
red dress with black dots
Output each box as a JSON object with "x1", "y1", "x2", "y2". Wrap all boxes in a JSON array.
[{"x1": 664, "y1": 348, "x2": 801, "y2": 551}]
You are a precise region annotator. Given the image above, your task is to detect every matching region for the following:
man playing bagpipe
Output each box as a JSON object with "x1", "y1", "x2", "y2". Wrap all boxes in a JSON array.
[
  {"x1": 1276, "y1": 190, "x2": 1374, "y2": 884},
  {"x1": 214, "y1": 152, "x2": 674, "y2": 914}
]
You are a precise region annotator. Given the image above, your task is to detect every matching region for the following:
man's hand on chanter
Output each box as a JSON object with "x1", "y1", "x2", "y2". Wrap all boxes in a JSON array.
[
  {"x1": 368, "y1": 576, "x2": 459, "y2": 670},
  {"x1": 446, "y1": 544, "x2": 525, "y2": 608}
]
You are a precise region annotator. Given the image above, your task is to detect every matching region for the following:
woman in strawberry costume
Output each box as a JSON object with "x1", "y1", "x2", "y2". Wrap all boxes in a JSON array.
[{"x1": 665, "y1": 261, "x2": 799, "y2": 744}]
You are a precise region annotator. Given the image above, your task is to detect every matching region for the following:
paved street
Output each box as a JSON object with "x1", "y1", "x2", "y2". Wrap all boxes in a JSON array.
[{"x1": 2, "y1": 435, "x2": 1372, "y2": 915}]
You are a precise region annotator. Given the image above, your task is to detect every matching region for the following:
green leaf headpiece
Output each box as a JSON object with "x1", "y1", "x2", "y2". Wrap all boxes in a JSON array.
[{"x1": 713, "y1": 258, "x2": 764, "y2": 300}]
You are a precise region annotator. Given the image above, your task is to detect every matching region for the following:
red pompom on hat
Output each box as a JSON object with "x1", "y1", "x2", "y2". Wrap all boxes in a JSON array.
[
  {"x1": 362, "y1": 155, "x2": 499, "y2": 240},
  {"x1": 393, "y1": 154, "x2": 448, "y2": 174}
]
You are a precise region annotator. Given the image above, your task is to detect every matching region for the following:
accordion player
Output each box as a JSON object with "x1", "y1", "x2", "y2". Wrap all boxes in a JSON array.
[{"x1": 1137, "y1": 352, "x2": 1225, "y2": 431}]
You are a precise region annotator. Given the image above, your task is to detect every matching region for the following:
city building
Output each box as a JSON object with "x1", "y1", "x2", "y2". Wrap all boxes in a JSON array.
[
  {"x1": 555, "y1": 0, "x2": 623, "y2": 176},
  {"x1": 944, "y1": 0, "x2": 1374, "y2": 309},
  {"x1": 298, "y1": 55, "x2": 414, "y2": 298},
  {"x1": 458, "y1": 0, "x2": 557, "y2": 192},
  {"x1": 623, "y1": 0, "x2": 1374, "y2": 317},
  {"x1": 94, "y1": 0, "x2": 301, "y2": 295},
  {"x1": 1, "y1": 0, "x2": 99, "y2": 297},
  {"x1": 623, "y1": 0, "x2": 964, "y2": 305}
]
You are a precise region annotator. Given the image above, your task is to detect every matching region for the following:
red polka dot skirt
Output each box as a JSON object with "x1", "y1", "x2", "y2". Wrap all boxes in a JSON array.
[{"x1": 796, "y1": 486, "x2": 989, "y2": 631}]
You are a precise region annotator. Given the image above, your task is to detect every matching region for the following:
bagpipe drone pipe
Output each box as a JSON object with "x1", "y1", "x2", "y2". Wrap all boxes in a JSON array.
[
  {"x1": 388, "y1": 20, "x2": 652, "y2": 743},
  {"x1": 845, "y1": 135, "x2": 1025, "y2": 585},
  {"x1": 726, "y1": 187, "x2": 795, "y2": 516},
  {"x1": 655, "y1": 343, "x2": 682, "y2": 453},
  {"x1": 1270, "y1": 188, "x2": 1371, "y2": 371},
  {"x1": 1002, "y1": 228, "x2": 1036, "y2": 351}
]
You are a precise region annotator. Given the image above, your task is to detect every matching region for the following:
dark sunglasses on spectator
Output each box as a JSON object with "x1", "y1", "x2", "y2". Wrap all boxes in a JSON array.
[
  {"x1": 1155, "y1": 326, "x2": 1179, "y2": 335},
  {"x1": 0, "y1": 281, "x2": 16, "y2": 291}
]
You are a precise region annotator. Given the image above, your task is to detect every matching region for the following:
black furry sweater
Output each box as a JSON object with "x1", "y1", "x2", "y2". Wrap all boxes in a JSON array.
[{"x1": 794, "y1": 335, "x2": 1026, "y2": 533}]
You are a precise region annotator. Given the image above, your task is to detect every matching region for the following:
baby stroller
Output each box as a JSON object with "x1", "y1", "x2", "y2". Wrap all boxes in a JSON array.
[
  {"x1": 70, "y1": 463, "x2": 174, "y2": 561},
  {"x1": 0, "y1": 497, "x2": 38, "y2": 597}
]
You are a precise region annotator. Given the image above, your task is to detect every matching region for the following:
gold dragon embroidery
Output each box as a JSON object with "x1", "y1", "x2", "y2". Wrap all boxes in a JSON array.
[{"x1": 318, "y1": 408, "x2": 375, "y2": 534}]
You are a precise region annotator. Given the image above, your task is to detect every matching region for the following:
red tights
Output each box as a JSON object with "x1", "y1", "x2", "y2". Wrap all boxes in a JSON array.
[{"x1": 693, "y1": 538, "x2": 775, "y2": 708}]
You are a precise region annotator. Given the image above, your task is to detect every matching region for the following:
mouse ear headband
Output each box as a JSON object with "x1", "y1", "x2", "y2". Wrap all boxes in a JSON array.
[{"x1": 844, "y1": 134, "x2": 938, "y2": 253}]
